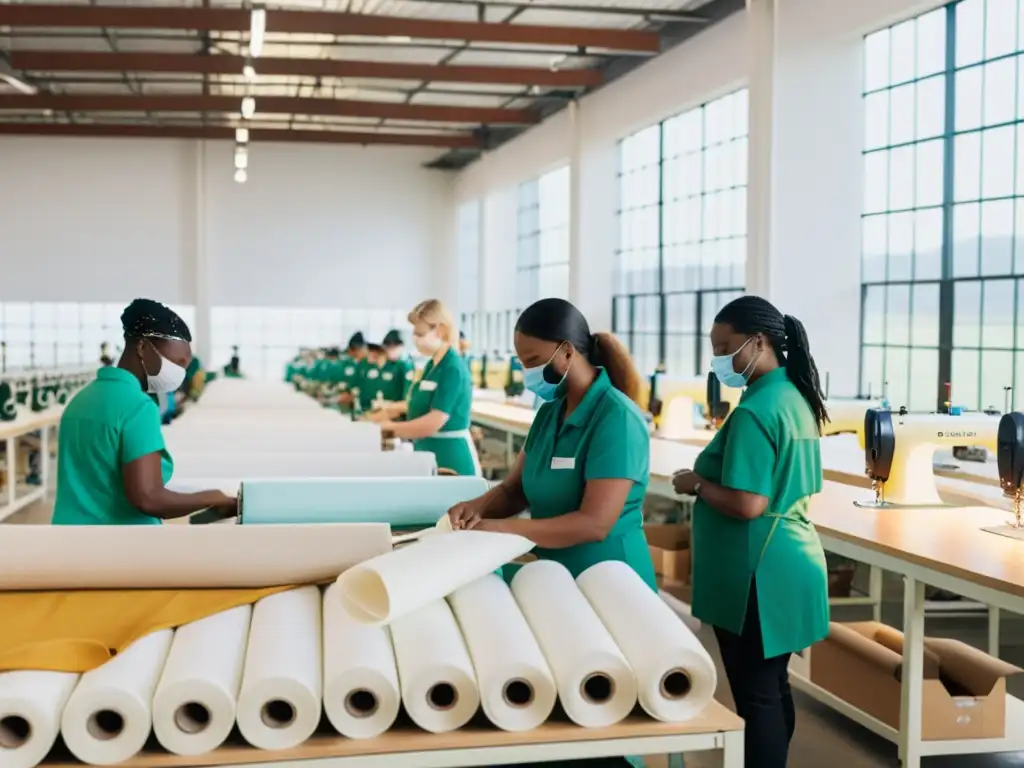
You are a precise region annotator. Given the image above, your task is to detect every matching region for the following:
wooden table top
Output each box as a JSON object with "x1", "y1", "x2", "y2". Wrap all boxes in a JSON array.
[
  {"x1": 0, "y1": 407, "x2": 63, "y2": 440},
  {"x1": 41, "y1": 706, "x2": 743, "y2": 767}
]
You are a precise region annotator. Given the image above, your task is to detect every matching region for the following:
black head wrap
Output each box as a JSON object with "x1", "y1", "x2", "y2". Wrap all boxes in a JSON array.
[
  {"x1": 367, "y1": 343, "x2": 385, "y2": 354},
  {"x1": 382, "y1": 330, "x2": 404, "y2": 347},
  {"x1": 348, "y1": 332, "x2": 366, "y2": 350},
  {"x1": 121, "y1": 299, "x2": 192, "y2": 343}
]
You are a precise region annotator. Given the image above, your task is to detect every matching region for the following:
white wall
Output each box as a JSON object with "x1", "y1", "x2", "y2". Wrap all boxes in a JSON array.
[
  {"x1": 456, "y1": 0, "x2": 948, "y2": 396},
  {"x1": 0, "y1": 137, "x2": 456, "y2": 361}
]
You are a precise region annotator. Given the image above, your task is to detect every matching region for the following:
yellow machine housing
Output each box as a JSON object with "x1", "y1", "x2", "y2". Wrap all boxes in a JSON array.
[{"x1": 648, "y1": 374, "x2": 742, "y2": 439}]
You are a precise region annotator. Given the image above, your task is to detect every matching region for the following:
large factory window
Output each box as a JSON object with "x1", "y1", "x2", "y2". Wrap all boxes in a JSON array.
[
  {"x1": 862, "y1": 0, "x2": 1024, "y2": 412},
  {"x1": 456, "y1": 200, "x2": 482, "y2": 352},
  {"x1": 614, "y1": 89, "x2": 748, "y2": 380},
  {"x1": 516, "y1": 166, "x2": 570, "y2": 311}
]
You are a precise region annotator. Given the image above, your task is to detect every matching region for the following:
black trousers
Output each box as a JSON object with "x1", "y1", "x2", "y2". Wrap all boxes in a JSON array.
[{"x1": 713, "y1": 581, "x2": 795, "y2": 768}]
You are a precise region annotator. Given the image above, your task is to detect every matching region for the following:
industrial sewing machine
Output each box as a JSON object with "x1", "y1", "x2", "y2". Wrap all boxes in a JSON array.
[
  {"x1": 826, "y1": 397, "x2": 883, "y2": 441},
  {"x1": 647, "y1": 372, "x2": 742, "y2": 439},
  {"x1": 858, "y1": 408, "x2": 1000, "y2": 508}
]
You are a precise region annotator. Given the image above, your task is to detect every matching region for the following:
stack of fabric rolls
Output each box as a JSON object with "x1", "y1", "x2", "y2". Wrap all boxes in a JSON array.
[{"x1": 0, "y1": 527, "x2": 717, "y2": 767}]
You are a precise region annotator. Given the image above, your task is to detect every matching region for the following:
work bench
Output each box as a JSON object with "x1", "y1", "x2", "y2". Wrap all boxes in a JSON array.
[
  {"x1": 41, "y1": 709, "x2": 745, "y2": 768},
  {"x1": 0, "y1": 406, "x2": 62, "y2": 522}
]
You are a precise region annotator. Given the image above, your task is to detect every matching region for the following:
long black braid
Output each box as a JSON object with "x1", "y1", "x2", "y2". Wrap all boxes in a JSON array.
[{"x1": 715, "y1": 295, "x2": 829, "y2": 431}]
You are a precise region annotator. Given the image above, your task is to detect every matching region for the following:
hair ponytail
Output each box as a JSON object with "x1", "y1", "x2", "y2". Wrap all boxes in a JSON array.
[
  {"x1": 715, "y1": 296, "x2": 830, "y2": 432},
  {"x1": 515, "y1": 299, "x2": 644, "y2": 406},
  {"x1": 589, "y1": 332, "x2": 644, "y2": 407},
  {"x1": 781, "y1": 314, "x2": 829, "y2": 430}
]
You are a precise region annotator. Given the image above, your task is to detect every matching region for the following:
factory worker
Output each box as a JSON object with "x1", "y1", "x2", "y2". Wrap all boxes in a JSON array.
[
  {"x1": 99, "y1": 342, "x2": 114, "y2": 367},
  {"x1": 376, "y1": 300, "x2": 479, "y2": 475},
  {"x1": 357, "y1": 343, "x2": 389, "y2": 412},
  {"x1": 672, "y1": 295, "x2": 829, "y2": 768},
  {"x1": 222, "y1": 345, "x2": 242, "y2": 378},
  {"x1": 337, "y1": 332, "x2": 368, "y2": 410},
  {"x1": 380, "y1": 329, "x2": 414, "y2": 404},
  {"x1": 52, "y1": 299, "x2": 237, "y2": 525},
  {"x1": 447, "y1": 298, "x2": 655, "y2": 588}
]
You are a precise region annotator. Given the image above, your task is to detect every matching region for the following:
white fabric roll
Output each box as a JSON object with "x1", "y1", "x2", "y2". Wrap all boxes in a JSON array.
[
  {"x1": 510, "y1": 560, "x2": 637, "y2": 728},
  {"x1": 390, "y1": 600, "x2": 479, "y2": 733},
  {"x1": 0, "y1": 671, "x2": 78, "y2": 768},
  {"x1": 152, "y1": 606, "x2": 252, "y2": 756},
  {"x1": 323, "y1": 583, "x2": 400, "y2": 739},
  {"x1": 448, "y1": 574, "x2": 556, "y2": 731},
  {"x1": 236, "y1": 586, "x2": 322, "y2": 751},
  {"x1": 335, "y1": 530, "x2": 534, "y2": 625},
  {"x1": 577, "y1": 560, "x2": 717, "y2": 722},
  {"x1": 60, "y1": 630, "x2": 174, "y2": 765}
]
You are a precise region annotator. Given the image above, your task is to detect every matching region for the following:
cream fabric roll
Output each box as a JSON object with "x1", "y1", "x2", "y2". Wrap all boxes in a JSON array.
[
  {"x1": 511, "y1": 560, "x2": 636, "y2": 728},
  {"x1": 448, "y1": 574, "x2": 556, "y2": 731},
  {"x1": 577, "y1": 560, "x2": 716, "y2": 722}
]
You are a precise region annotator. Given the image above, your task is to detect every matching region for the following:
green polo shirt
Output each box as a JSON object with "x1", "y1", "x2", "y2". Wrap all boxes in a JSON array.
[
  {"x1": 381, "y1": 356, "x2": 414, "y2": 402},
  {"x1": 408, "y1": 347, "x2": 476, "y2": 475},
  {"x1": 52, "y1": 367, "x2": 173, "y2": 526},
  {"x1": 691, "y1": 366, "x2": 829, "y2": 658},
  {"x1": 357, "y1": 363, "x2": 388, "y2": 411},
  {"x1": 521, "y1": 369, "x2": 656, "y2": 589}
]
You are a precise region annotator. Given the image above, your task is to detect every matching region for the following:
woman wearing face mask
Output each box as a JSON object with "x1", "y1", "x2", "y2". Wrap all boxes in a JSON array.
[
  {"x1": 672, "y1": 295, "x2": 829, "y2": 768},
  {"x1": 376, "y1": 300, "x2": 479, "y2": 475},
  {"x1": 52, "y1": 299, "x2": 237, "y2": 525},
  {"x1": 447, "y1": 298, "x2": 656, "y2": 589}
]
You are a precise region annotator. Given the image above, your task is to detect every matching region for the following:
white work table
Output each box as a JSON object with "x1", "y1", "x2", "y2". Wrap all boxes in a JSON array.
[
  {"x1": 41, "y1": 709, "x2": 745, "y2": 768},
  {"x1": 0, "y1": 406, "x2": 62, "y2": 522},
  {"x1": 471, "y1": 399, "x2": 1024, "y2": 767}
]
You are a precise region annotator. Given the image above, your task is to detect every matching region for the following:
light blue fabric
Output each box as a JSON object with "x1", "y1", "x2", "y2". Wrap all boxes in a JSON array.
[{"x1": 239, "y1": 476, "x2": 490, "y2": 527}]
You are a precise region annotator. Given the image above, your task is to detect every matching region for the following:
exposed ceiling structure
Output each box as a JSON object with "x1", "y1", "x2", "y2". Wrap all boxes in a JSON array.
[{"x1": 0, "y1": 0, "x2": 740, "y2": 169}]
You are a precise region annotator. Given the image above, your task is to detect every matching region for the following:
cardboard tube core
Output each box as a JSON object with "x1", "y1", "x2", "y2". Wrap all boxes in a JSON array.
[
  {"x1": 0, "y1": 716, "x2": 31, "y2": 749},
  {"x1": 427, "y1": 682, "x2": 458, "y2": 711},
  {"x1": 345, "y1": 689, "x2": 379, "y2": 718},
  {"x1": 261, "y1": 699, "x2": 296, "y2": 729},
  {"x1": 88, "y1": 710, "x2": 125, "y2": 741},
  {"x1": 580, "y1": 673, "x2": 614, "y2": 704},
  {"x1": 660, "y1": 669, "x2": 692, "y2": 700},
  {"x1": 503, "y1": 678, "x2": 534, "y2": 708},
  {"x1": 174, "y1": 702, "x2": 212, "y2": 734}
]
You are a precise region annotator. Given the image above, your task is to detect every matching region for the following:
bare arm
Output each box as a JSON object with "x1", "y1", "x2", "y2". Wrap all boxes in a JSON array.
[
  {"x1": 123, "y1": 453, "x2": 234, "y2": 520},
  {"x1": 479, "y1": 449, "x2": 529, "y2": 520},
  {"x1": 483, "y1": 478, "x2": 631, "y2": 549}
]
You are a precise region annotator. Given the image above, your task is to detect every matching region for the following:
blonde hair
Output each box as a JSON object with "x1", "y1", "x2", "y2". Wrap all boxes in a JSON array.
[{"x1": 408, "y1": 299, "x2": 457, "y2": 345}]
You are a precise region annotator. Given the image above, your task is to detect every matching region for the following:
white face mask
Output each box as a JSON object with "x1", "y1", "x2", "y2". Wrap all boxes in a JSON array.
[
  {"x1": 415, "y1": 332, "x2": 443, "y2": 356},
  {"x1": 386, "y1": 347, "x2": 403, "y2": 361},
  {"x1": 142, "y1": 341, "x2": 187, "y2": 394}
]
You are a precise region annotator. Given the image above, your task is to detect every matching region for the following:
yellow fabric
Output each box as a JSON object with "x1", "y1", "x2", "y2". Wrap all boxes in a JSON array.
[{"x1": 0, "y1": 586, "x2": 292, "y2": 673}]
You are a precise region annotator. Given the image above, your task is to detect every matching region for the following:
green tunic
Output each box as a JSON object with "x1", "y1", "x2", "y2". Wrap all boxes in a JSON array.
[
  {"x1": 521, "y1": 369, "x2": 657, "y2": 589},
  {"x1": 357, "y1": 363, "x2": 388, "y2": 411},
  {"x1": 52, "y1": 367, "x2": 173, "y2": 526},
  {"x1": 408, "y1": 347, "x2": 478, "y2": 476},
  {"x1": 381, "y1": 357, "x2": 414, "y2": 402},
  {"x1": 691, "y1": 366, "x2": 829, "y2": 658}
]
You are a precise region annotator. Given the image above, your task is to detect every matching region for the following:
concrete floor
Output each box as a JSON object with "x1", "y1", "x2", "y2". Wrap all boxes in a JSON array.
[{"x1": 8, "y1": 498, "x2": 1024, "y2": 767}]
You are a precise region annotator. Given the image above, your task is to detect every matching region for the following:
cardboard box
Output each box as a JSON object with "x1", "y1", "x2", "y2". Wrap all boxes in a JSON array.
[
  {"x1": 810, "y1": 621, "x2": 1021, "y2": 740},
  {"x1": 644, "y1": 523, "x2": 691, "y2": 584}
]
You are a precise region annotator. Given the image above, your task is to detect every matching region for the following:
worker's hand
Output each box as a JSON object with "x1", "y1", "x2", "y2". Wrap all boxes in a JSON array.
[
  {"x1": 447, "y1": 500, "x2": 485, "y2": 531},
  {"x1": 209, "y1": 492, "x2": 239, "y2": 519},
  {"x1": 672, "y1": 469, "x2": 700, "y2": 496},
  {"x1": 367, "y1": 409, "x2": 389, "y2": 424}
]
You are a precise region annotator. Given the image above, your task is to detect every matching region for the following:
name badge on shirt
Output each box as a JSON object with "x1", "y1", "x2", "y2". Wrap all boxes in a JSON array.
[
  {"x1": 419, "y1": 380, "x2": 438, "y2": 392},
  {"x1": 550, "y1": 457, "x2": 576, "y2": 470},
  {"x1": 382, "y1": 372, "x2": 393, "y2": 381},
  {"x1": 345, "y1": 367, "x2": 355, "y2": 376},
  {"x1": 367, "y1": 369, "x2": 380, "y2": 379}
]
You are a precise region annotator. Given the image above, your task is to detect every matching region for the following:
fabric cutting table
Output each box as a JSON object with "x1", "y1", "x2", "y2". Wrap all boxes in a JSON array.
[
  {"x1": 0, "y1": 406, "x2": 62, "y2": 522},
  {"x1": 40, "y1": 709, "x2": 745, "y2": 768}
]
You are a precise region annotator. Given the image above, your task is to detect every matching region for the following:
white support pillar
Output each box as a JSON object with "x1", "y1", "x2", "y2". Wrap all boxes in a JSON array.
[
  {"x1": 745, "y1": 0, "x2": 777, "y2": 297},
  {"x1": 193, "y1": 141, "x2": 212, "y2": 367},
  {"x1": 567, "y1": 99, "x2": 585, "y2": 308}
]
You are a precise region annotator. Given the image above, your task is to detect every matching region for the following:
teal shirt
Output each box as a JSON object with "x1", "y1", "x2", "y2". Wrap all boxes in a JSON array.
[
  {"x1": 409, "y1": 347, "x2": 476, "y2": 475},
  {"x1": 692, "y1": 366, "x2": 829, "y2": 657},
  {"x1": 52, "y1": 367, "x2": 173, "y2": 526},
  {"x1": 522, "y1": 369, "x2": 656, "y2": 589}
]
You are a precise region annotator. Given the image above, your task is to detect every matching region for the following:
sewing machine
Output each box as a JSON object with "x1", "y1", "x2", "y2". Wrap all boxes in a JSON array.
[
  {"x1": 648, "y1": 373, "x2": 742, "y2": 439},
  {"x1": 858, "y1": 408, "x2": 1000, "y2": 508}
]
